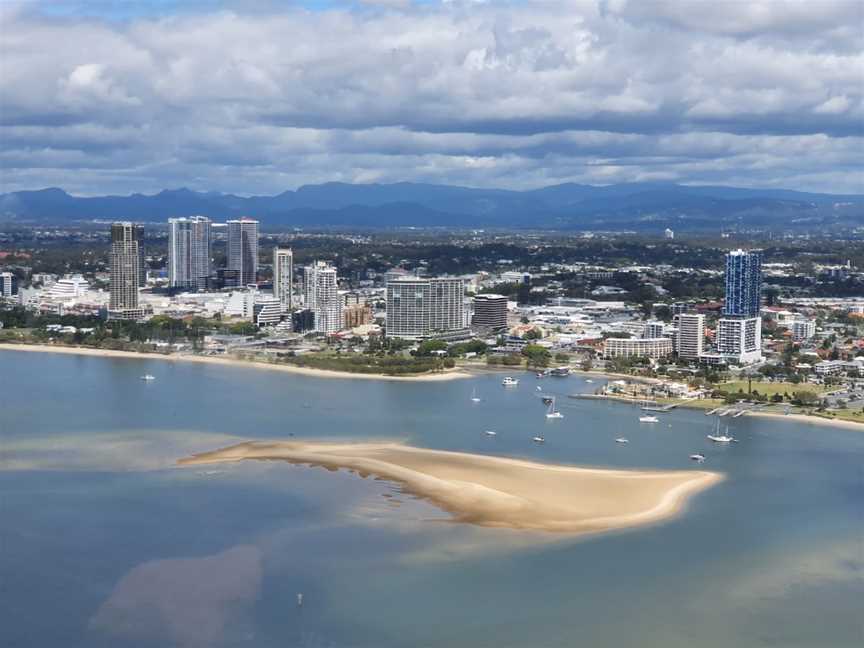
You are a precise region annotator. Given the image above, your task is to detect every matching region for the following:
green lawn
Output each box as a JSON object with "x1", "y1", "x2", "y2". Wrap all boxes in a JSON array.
[{"x1": 718, "y1": 381, "x2": 829, "y2": 397}]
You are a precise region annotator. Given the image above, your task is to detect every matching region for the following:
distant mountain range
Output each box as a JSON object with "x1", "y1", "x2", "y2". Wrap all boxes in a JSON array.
[{"x1": 1, "y1": 182, "x2": 862, "y2": 231}]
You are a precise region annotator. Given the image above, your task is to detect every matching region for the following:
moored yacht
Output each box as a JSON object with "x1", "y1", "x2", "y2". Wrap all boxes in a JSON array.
[{"x1": 502, "y1": 376, "x2": 519, "y2": 386}]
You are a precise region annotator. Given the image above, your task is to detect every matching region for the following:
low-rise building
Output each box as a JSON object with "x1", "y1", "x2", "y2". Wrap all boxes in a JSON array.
[{"x1": 603, "y1": 337, "x2": 673, "y2": 359}]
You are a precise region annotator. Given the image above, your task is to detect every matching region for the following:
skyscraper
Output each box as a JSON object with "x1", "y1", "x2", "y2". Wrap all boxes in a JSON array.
[
  {"x1": 227, "y1": 218, "x2": 259, "y2": 286},
  {"x1": 386, "y1": 277, "x2": 465, "y2": 339},
  {"x1": 472, "y1": 294, "x2": 508, "y2": 331},
  {"x1": 108, "y1": 222, "x2": 143, "y2": 320},
  {"x1": 134, "y1": 224, "x2": 146, "y2": 287},
  {"x1": 168, "y1": 216, "x2": 212, "y2": 291},
  {"x1": 676, "y1": 313, "x2": 705, "y2": 360},
  {"x1": 719, "y1": 249, "x2": 763, "y2": 364},
  {"x1": 304, "y1": 261, "x2": 341, "y2": 334},
  {"x1": 273, "y1": 247, "x2": 294, "y2": 313},
  {"x1": 724, "y1": 249, "x2": 762, "y2": 316}
]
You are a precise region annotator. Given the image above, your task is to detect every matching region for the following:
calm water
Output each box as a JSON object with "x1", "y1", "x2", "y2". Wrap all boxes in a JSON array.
[{"x1": 1, "y1": 349, "x2": 862, "y2": 648}]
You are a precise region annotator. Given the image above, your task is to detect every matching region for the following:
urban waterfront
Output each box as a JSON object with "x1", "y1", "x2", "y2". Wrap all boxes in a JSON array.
[{"x1": 2, "y1": 349, "x2": 862, "y2": 648}]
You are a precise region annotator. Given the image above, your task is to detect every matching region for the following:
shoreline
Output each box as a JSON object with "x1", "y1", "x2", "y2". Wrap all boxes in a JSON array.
[
  {"x1": 0, "y1": 343, "x2": 471, "y2": 382},
  {"x1": 179, "y1": 440, "x2": 723, "y2": 535}
]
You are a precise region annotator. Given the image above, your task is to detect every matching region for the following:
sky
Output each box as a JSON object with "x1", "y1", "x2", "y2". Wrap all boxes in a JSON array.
[{"x1": 1, "y1": 0, "x2": 862, "y2": 196}]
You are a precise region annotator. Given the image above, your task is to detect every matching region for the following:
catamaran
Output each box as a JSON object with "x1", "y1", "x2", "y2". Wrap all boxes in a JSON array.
[
  {"x1": 545, "y1": 397, "x2": 564, "y2": 419},
  {"x1": 502, "y1": 376, "x2": 519, "y2": 386}
]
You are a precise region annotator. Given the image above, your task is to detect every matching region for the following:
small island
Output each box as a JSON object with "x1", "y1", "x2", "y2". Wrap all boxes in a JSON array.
[{"x1": 179, "y1": 441, "x2": 723, "y2": 535}]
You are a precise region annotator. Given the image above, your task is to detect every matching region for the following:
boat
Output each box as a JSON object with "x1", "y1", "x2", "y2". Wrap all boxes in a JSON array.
[
  {"x1": 541, "y1": 396, "x2": 553, "y2": 405},
  {"x1": 639, "y1": 415, "x2": 659, "y2": 423},
  {"x1": 615, "y1": 438, "x2": 629, "y2": 444},
  {"x1": 585, "y1": 379, "x2": 594, "y2": 383},
  {"x1": 549, "y1": 366, "x2": 571, "y2": 377},
  {"x1": 707, "y1": 418, "x2": 737, "y2": 443},
  {"x1": 532, "y1": 434, "x2": 545, "y2": 443},
  {"x1": 297, "y1": 593, "x2": 303, "y2": 607},
  {"x1": 484, "y1": 430, "x2": 497, "y2": 436},
  {"x1": 471, "y1": 387, "x2": 481, "y2": 403},
  {"x1": 140, "y1": 374, "x2": 156, "y2": 381},
  {"x1": 536, "y1": 386, "x2": 542, "y2": 391},
  {"x1": 690, "y1": 453, "x2": 706, "y2": 463},
  {"x1": 502, "y1": 377, "x2": 519, "y2": 386},
  {"x1": 545, "y1": 397, "x2": 564, "y2": 419}
]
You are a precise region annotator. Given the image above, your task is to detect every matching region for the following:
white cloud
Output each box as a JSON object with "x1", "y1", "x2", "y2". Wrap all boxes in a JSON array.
[{"x1": 0, "y1": 0, "x2": 861, "y2": 194}]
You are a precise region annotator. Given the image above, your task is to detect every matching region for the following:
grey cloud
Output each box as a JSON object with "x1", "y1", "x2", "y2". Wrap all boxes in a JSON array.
[{"x1": 0, "y1": 0, "x2": 861, "y2": 194}]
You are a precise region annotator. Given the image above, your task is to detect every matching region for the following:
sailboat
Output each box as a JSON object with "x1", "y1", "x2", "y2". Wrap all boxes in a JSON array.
[
  {"x1": 471, "y1": 387, "x2": 481, "y2": 403},
  {"x1": 707, "y1": 418, "x2": 736, "y2": 443},
  {"x1": 545, "y1": 397, "x2": 564, "y2": 419}
]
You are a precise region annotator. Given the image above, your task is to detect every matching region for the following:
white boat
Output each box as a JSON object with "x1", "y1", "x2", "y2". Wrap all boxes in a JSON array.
[
  {"x1": 615, "y1": 438, "x2": 629, "y2": 444},
  {"x1": 707, "y1": 418, "x2": 736, "y2": 443},
  {"x1": 690, "y1": 453, "x2": 706, "y2": 463},
  {"x1": 585, "y1": 379, "x2": 594, "y2": 383},
  {"x1": 536, "y1": 386, "x2": 543, "y2": 391},
  {"x1": 545, "y1": 397, "x2": 564, "y2": 419},
  {"x1": 297, "y1": 593, "x2": 303, "y2": 607},
  {"x1": 140, "y1": 374, "x2": 156, "y2": 381},
  {"x1": 484, "y1": 430, "x2": 497, "y2": 436},
  {"x1": 502, "y1": 377, "x2": 519, "y2": 386},
  {"x1": 471, "y1": 387, "x2": 481, "y2": 403},
  {"x1": 639, "y1": 415, "x2": 659, "y2": 423},
  {"x1": 532, "y1": 434, "x2": 545, "y2": 443}
]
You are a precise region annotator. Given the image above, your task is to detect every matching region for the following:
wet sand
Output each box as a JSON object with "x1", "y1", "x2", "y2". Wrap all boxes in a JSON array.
[
  {"x1": 0, "y1": 343, "x2": 470, "y2": 382},
  {"x1": 179, "y1": 441, "x2": 723, "y2": 535}
]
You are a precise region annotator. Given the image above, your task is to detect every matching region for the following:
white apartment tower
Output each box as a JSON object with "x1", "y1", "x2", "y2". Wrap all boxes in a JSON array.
[
  {"x1": 273, "y1": 248, "x2": 294, "y2": 313},
  {"x1": 168, "y1": 216, "x2": 212, "y2": 291},
  {"x1": 386, "y1": 277, "x2": 465, "y2": 339},
  {"x1": 716, "y1": 317, "x2": 762, "y2": 365},
  {"x1": 304, "y1": 261, "x2": 341, "y2": 334},
  {"x1": 227, "y1": 218, "x2": 259, "y2": 286},
  {"x1": 676, "y1": 313, "x2": 705, "y2": 360}
]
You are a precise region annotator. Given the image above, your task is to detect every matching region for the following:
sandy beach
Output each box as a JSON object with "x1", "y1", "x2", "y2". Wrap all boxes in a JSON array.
[
  {"x1": 0, "y1": 343, "x2": 471, "y2": 382},
  {"x1": 179, "y1": 440, "x2": 723, "y2": 535}
]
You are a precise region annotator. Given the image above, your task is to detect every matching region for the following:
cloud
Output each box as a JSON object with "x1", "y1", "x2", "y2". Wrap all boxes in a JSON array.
[{"x1": 0, "y1": 0, "x2": 861, "y2": 194}]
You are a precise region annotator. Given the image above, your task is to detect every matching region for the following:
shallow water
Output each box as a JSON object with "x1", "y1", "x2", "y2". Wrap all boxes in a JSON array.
[{"x1": 1, "y1": 350, "x2": 862, "y2": 647}]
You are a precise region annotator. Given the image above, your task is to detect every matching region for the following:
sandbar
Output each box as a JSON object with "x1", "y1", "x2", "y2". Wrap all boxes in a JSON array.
[
  {"x1": 179, "y1": 441, "x2": 723, "y2": 535},
  {"x1": 0, "y1": 343, "x2": 470, "y2": 382}
]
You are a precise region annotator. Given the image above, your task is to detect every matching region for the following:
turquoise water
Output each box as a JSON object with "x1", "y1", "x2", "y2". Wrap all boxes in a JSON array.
[{"x1": 1, "y1": 349, "x2": 862, "y2": 647}]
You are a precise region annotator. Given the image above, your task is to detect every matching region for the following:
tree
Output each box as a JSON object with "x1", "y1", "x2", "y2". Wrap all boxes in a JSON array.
[
  {"x1": 523, "y1": 328, "x2": 542, "y2": 340},
  {"x1": 792, "y1": 391, "x2": 819, "y2": 406},
  {"x1": 522, "y1": 344, "x2": 551, "y2": 368}
]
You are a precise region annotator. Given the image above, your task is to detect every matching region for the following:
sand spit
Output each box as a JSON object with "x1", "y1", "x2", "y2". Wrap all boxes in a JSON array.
[
  {"x1": 0, "y1": 343, "x2": 470, "y2": 382},
  {"x1": 179, "y1": 441, "x2": 723, "y2": 535}
]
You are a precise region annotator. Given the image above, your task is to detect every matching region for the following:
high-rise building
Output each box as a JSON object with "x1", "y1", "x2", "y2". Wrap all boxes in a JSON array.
[
  {"x1": 676, "y1": 313, "x2": 705, "y2": 360},
  {"x1": 304, "y1": 261, "x2": 341, "y2": 334},
  {"x1": 716, "y1": 317, "x2": 762, "y2": 365},
  {"x1": 108, "y1": 222, "x2": 144, "y2": 320},
  {"x1": 472, "y1": 294, "x2": 508, "y2": 331},
  {"x1": 642, "y1": 321, "x2": 665, "y2": 339},
  {"x1": 227, "y1": 218, "x2": 259, "y2": 286},
  {"x1": 724, "y1": 249, "x2": 762, "y2": 317},
  {"x1": 273, "y1": 248, "x2": 294, "y2": 313},
  {"x1": 168, "y1": 216, "x2": 212, "y2": 291},
  {"x1": 0, "y1": 272, "x2": 17, "y2": 297},
  {"x1": 386, "y1": 277, "x2": 465, "y2": 339},
  {"x1": 720, "y1": 249, "x2": 763, "y2": 364}
]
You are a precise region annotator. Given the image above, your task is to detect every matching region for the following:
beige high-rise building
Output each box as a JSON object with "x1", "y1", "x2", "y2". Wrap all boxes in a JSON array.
[
  {"x1": 676, "y1": 313, "x2": 705, "y2": 360},
  {"x1": 108, "y1": 222, "x2": 144, "y2": 320},
  {"x1": 386, "y1": 277, "x2": 465, "y2": 339},
  {"x1": 273, "y1": 247, "x2": 294, "y2": 313}
]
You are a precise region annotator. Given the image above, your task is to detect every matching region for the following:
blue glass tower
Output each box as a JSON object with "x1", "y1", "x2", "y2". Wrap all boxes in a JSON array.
[{"x1": 724, "y1": 249, "x2": 762, "y2": 317}]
